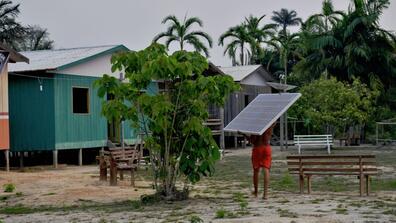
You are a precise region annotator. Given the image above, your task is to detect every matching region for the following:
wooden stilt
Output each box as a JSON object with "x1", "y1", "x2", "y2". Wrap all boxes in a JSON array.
[
  {"x1": 359, "y1": 156, "x2": 363, "y2": 196},
  {"x1": 109, "y1": 157, "x2": 117, "y2": 186},
  {"x1": 299, "y1": 175, "x2": 304, "y2": 194},
  {"x1": 307, "y1": 175, "x2": 312, "y2": 194},
  {"x1": 234, "y1": 136, "x2": 238, "y2": 149},
  {"x1": 130, "y1": 169, "x2": 135, "y2": 187},
  {"x1": 53, "y1": 150, "x2": 58, "y2": 169},
  {"x1": 366, "y1": 175, "x2": 370, "y2": 196},
  {"x1": 99, "y1": 155, "x2": 107, "y2": 181},
  {"x1": 219, "y1": 107, "x2": 225, "y2": 151},
  {"x1": 5, "y1": 150, "x2": 9, "y2": 172},
  {"x1": 119, "y1": 170, "x2": 124, "y2": 180},
  {"x1": 280, "y1": 115, "x2": 284, "y2": 150},
  {"x1": 78, "y1": 148, "x2": 83, "y2": 166},
  {"x1": 19, "y1": 152, "x2": 24, "y2": 169}
]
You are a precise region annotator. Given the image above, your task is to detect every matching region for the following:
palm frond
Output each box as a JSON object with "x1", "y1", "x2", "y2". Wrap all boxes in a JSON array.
[{"x1": 186, "y1": 31, "x2": 213, "y2": 48}]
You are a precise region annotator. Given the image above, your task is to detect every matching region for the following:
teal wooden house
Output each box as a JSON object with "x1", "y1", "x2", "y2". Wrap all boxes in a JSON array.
[{"x1": 8, "y1": 45, "x2": 139, "y2": 167}]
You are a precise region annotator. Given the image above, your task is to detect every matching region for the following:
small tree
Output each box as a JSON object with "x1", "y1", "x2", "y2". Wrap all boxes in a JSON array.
[
  {"x1": 290, "y1": 77, "x2": 379, "y2": 135},
  {"x1": 95, "y1": 43, "x2": 238, "y2": 200}
]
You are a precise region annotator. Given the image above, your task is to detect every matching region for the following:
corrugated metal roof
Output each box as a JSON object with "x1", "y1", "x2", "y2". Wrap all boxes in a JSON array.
[
  {"x1": 219, "y1": 65, "x2": 261, "y2": 82},
  {"x1": 9, "y1": 45, "x2": 126, "y2": 73}
]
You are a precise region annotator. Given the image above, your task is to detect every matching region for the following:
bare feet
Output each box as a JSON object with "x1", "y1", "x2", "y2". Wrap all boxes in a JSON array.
[
  {"x1": 262, "y1": 195, "x2": 268, "y2": 200},
  {"x1": 252, "y1": 191, "x2": 258, "y2": 198}
]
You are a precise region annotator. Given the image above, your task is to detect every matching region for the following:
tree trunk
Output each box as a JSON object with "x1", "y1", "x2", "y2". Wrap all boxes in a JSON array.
[{"x1": 240, "y1": 43, "x2": 245, "y2": 66}]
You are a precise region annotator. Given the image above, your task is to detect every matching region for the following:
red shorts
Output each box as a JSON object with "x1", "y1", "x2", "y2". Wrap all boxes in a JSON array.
[{"x1": 252, "y1": 145, "x2": 272, "y2": 169}]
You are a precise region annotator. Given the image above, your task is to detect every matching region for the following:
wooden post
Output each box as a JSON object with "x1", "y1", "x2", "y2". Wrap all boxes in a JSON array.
[
  {"x1": 234, "y1": 136, "x2": 238, "y2": 149},
  {"x1": 375, "y1": 123, "x2": 378, "y2": 145},
  {"x1": 99, "y1": 155, "x2": 107, "y2": 181},
  {"x1": 130, "y1": 169, "x2": 135, "y2": 187},
  {"x1": 365, "y1": 175, "x2": 370, "y2": 196},
  {"x1": 299, "y1": 157, "x2": 303, "y2": 194},
  {"x1": 307, "y1": 175, "x2": 312, "y2": 194},
  {"x1": 109, "y1": 157, "x2": 117, "y2": 186},
  {"x1": 285, "y1": 113, "x2": 288, "y2": 150},
  {"x1": 4, "y1": 150, "x2": 9, "y2": 172},
  {"x1": 119, "y1": 170, "x2": 124, "y2": 180},
  {"x1": 53, "y1": 150, "x2": 58, "y2": 169},
  {"x1": 19, "y1": 152, "x2": 24, "y2": 169},
  {"x1": 78, "y1": 148, "x2": 83, "y2": 166},
  {"x1": 280, "y1": 115, "x2": 284, "y2": 150},
  {"x1": 219, "y1": 107, "x2": 225, "y2": 151},
  {"x1": 359, "y1": 156, "x2": 363, "y2": 196}
]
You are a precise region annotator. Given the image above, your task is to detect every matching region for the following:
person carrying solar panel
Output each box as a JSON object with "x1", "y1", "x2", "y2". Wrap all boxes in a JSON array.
[{"x1": 239, "y1": 122, "x2": 276, "y2": 200}]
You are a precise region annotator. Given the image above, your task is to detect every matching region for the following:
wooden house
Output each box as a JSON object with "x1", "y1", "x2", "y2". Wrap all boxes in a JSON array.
[
  {"x1": 7, "y1": 45, "x2": 137, "y2": 167},
  {"x1": 218, "y1": 65, "x2": 294, "y2": 148},
  {"x1": 0, "y1": 43, "x2": 29, "y2": 171}
]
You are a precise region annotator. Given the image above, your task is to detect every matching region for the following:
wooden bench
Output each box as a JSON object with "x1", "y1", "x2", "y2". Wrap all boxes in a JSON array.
[
  {"x1": 294, "y1": 135, "x2": 333, "y2": 154},
  {"x1": 98, "y1": 147, "x2": 140, "y2": 186},
  {"x1": 287, "y1": 155, "x2": 378, "y2": 196}
]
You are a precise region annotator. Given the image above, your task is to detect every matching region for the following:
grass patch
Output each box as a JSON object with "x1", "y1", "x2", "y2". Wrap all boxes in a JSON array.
[
  {"x1": 3, "y1": 183, "x2": 16, "y2": 193},
  {"x1": 277, "y1": 208, "x2": 298, "y2": 218},
  {"x1": 314, "y1": 176, "x2": 348, "y2": 192},
  {"x1": 383, "y1": 209, "x2": 396, "y2": 216},
  {"x1": 0, "y1": 199, "x2": 148, "y2": 215},
  {"x1": 310, "y1": 198, "x2": 325, "y2": 204},
  {"x1": 215, "y1": 208, "x2": 227, "y2": 218},
  {"x1": 333, "y1": 204, "x2": 348, "y2": 215},
  {"x1": 0, "y1": 196, "x2": 10, "y2": 201},
  {"x1": 215, "y1": 208, "x2": 237, "y2": 219},
  {"x1": 43, "y1": 192, "x2": 56, "y2": 196},
  {"x1": 232, "y1": 192, "x2": 249, "y2": 213},
  {"x1": 371, "y1": 179, "x2": 396, "y2": 191},
  {"x1": 189, "y1": 215, "x2": 204, "y2": 223},
  {"x1": 272, "y1": 173, "x2": 298, "y2": 191}
]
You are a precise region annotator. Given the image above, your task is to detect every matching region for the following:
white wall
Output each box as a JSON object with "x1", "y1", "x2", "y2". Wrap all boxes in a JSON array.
[
  {"x1": 55, "y1": 54, "x2": 121, "y2": 78},
  {"x1": 241, "y1": 71, "x2": 269, "y2": 86}
]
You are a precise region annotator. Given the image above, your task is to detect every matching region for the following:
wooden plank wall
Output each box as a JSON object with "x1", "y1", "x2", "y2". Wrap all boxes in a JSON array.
[
  {"x1": 0, "y1": 64, "x2": 9, "y2": 150},
  {"x1": 224, "y1": 84, "x2": 271, "y2": 136}
]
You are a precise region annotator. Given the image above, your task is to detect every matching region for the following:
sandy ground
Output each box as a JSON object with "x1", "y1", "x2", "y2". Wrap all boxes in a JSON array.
[
  {"x1": 0, "y1": 165, "x2": 154, "y2": 206},
  {"x1": 0, "y1": 147, "x2": 395, "y2": 223}
]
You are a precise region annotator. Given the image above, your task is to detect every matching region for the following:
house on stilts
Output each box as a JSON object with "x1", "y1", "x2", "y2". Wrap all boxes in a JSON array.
[
  {"x1": 0, "y1": 43, "x2": 29, "y2": 171},
  {"x1": 7, "y1": 45, "x2": 142, "y2": 167},
  {"x1": 218, "y1": 65, "x2": 295, "y2": 148}
]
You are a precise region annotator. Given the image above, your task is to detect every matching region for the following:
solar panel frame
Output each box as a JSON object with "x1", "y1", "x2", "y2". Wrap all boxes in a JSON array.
[{"x1": 224, "y1": 93, "x2": 301, "y2": 135}]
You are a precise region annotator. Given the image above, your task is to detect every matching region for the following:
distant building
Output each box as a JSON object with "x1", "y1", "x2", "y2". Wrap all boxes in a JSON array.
[
  {"x1": 0, "y1": 43, "x2": 29, "y2": 171},
  {"x1": 219, "y1": 65, "x2": 295, "y2": 148},
  {"x1": 8, "y1": 45, "x2": 137, "y2": 167}
]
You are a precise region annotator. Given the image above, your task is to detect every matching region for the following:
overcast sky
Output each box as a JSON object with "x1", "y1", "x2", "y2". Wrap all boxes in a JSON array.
[{"x1": 13, "y1": 0, "x2": 396, "y2": 66}]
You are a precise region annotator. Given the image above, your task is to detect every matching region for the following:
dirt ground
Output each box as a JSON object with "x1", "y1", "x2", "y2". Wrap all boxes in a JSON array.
[{"x1": 1, "y1": 145, "x2": 396, "y2": 223}]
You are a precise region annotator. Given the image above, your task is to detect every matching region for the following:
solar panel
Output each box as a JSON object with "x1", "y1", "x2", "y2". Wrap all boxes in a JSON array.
[{"x1": 224, "y1": 93, "x2": 301, "y2": 135}]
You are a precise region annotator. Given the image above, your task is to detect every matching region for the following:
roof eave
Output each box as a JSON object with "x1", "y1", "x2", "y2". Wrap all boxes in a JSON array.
[
  {"x1": 55, "y1": 44, "x2": 129, "y2": 71},
  {"x1": 0, "y1": 42, "x2": 29, "y2": 63}
]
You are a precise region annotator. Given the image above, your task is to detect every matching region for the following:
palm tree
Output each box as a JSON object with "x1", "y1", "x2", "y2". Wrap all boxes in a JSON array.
[
  {"x1": 219, "y1": 24, "x2": 252, "y2": 65},
  {"x1": 271, "y1": 9, "x2": 302, "y2": 35},
  {"x1": 244, "y1": 15, "x2": 277, "y2": 64},
  {"x1": 294, "y1": 0, "x2": 396, "y2": 88},
  {"x1": 153, "y1": 15, "x2": 213, "y2": 57},
  {"x1": 0, "y1": 0, "x2": 25, "y2": 46},
  {"x1": 268, "y1": 33, "x2": 300, "y2": 84},
  {"x1": 305, "y1": 0, "x2": 344, "y2": 33},
  {"x1": 219, "y1": 15, "x2": 277, "y2": 66},
  {"x1": 17, "y1": 25, "x2": 54, "y2": 51}
]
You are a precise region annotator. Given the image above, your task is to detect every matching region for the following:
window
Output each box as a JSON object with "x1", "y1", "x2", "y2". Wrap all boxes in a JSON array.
[
  {"x1": 244, "y1": 95, "x2": 250, "y2": 107},
  {"x1": 72, "y1": 87, "x2": 89, "y2": 114}
]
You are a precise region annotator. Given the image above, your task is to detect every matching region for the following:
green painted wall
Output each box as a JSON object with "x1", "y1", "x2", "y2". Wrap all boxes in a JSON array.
[
  {"x1": 9, "y1": 72, "x2": 148, "y2": 152},
  {"x1": 9, "y1": 74, "x2": 55, "y2": 152},
  {"x1": 54, "y1": 74, "x2": 107, "y2": 149}
]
